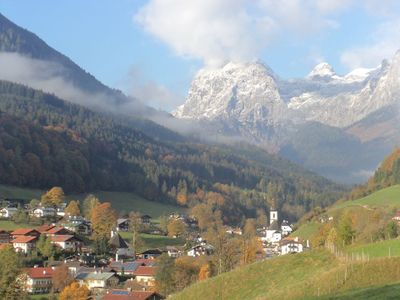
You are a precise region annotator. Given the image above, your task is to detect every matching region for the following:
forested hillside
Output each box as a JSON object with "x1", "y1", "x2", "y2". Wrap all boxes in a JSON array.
[
  {"x1": 0, "y1": 80, "x2": 345, "y2": 223},
  {"x1": 349, "y1": 148, "x2": 400, "y2": 199}
]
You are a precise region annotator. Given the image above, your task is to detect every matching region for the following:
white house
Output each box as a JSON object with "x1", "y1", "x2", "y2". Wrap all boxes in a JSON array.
[
  {"x1": 76, "y1": 271, "x2": 119, "y2": 290},
  {"x1": 0, "y1": 207, "x2": 18, "y2": 218},
  {"x1": 31, "y1": 207, "x2": 56, "y2": 218},
  {"x1": 280, "y1": 237, "x2": 304, "y2": 255},
  {"x1": 50, "y1": 235, "x2": 83, "y2": 251},
  {"x1": 20, "y1": 267, "x2": 54, "y2": 294},
  {"x1": 187, "y1": 243, "x2": 214, "y2": 257},
  {"x1": 133, "y1": 266, "x2": 156, "y2": 286},
  {"x1": 12, "y1": 235, "x2": 38, "y2": 253},
  {"x1": 281, "y1": 220, "x2": 293, "y2": 236}
]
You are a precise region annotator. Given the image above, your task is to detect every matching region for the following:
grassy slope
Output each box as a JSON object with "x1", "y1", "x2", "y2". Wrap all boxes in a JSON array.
[
  {"x1": 292, "y1": 222, "x2": 319, "y2": 240},
  {"x1": 294, "y1": 185, "x2": 400, "y2": 241},
  {"x1": 0, "y1": 184, "x2": 184, "y2": 218},
  {"x1": 332, "y1": 185, "x2": 400, "y2": 211},
  {"x1": 345, "y1": 239, "x2": 400, "y2": 259},
  {"x1": 171, "y1": 250, "x2": 400, "y2": 300},
  {"x1": 313, "y1": 283, "x2": 400, "y2": 300}
]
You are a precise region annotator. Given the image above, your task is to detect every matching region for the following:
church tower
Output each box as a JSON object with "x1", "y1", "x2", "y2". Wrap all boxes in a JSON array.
[{"x1": 270, "y1": 210, "x2": 278, "y2": 225}]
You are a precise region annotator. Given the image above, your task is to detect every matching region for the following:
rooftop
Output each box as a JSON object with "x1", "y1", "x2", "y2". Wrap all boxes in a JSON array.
[
  {"x1": 76, "y1": 271, "x2": 116, "y2": 281},
  {"x1": 12, "y1": 235, "x2": 38, "y2": 243},
  {"x1": 11, "y1": 228, "x2": 39, "y2": 236},
  {"x1": 26, "y1": 267, "x2": 54, "y2": 279},
  {"x1": 133, "y1": 266, "x2": 156, "y2": 277},
  {"x1": 102, "y1": 290, "x2": 164, "y2": 300}
]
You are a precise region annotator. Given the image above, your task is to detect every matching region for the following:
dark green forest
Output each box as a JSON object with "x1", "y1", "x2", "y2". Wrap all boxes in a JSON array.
[{"x1": 0, "y1": 80, "x2": 346, "y2": 222}]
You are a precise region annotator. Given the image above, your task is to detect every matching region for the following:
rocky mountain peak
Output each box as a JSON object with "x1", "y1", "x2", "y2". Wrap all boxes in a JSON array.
[
  {"x1": 308, "y1": 62, "x2": 337, "y2": 79},
  {"x1": 173, "y1": 61, "x2": 286, "y2": 125}
]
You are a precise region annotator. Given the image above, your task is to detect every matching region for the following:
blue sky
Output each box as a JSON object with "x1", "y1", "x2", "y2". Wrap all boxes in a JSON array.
[{"x1": 1, "y1": 0, "x2": 400, "y2": 111}]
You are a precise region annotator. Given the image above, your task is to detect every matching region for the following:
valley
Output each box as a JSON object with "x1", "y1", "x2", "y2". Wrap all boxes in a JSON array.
[{"x1": 0, "y1": 5, "x2": 399, "y2": 300}]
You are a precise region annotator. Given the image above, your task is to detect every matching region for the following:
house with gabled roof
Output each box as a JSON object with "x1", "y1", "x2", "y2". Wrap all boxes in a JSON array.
[
  {"x1": 76, "y1": 271, "x2": 119, "y2": 290},
  {"x1": 133, "y1": 266, "x2": 156, "y2": 286},
  {"x1": 30, "y1": 207, "x2": 56, "y2": 218},
  {"x1": 50, "y1": 235, "x2": 83, "y2": 251},
  {"x1": 12, "y1": 235, "x2": 38, "y2": 253},
  {"x1": 117, "y1": 218, "x2": 129, "y2": 232},
  {"x1": 36, "y1": 224, "x2": 56, "y2": 234},
  {"x1": 109, "y1": 261, "x2": 143, "y2": 276},
  {"x1": 102, "y1": 289, "x2": 165, "y2": 300},
  {"x1": 109, "y1": 231, "x2": 134, "y2": 261},
  {"x1": 11, "y1": 228, "x2": 40, "y2": 238},
  {"x1": 20, "y1": 266, "x2": 55, "y2": 294},
  {"x1": 45, "y1": 226, "x2": 73, "y2": 236},
  {"x1": 279, "y1": 237, "x2": 305, "y2": 255}
]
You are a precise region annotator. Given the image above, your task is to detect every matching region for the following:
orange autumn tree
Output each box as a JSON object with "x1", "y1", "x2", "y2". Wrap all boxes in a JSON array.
[
  {"x1": 59, "y1": 282, "x2": 89, "y2": 300},
  {"x1": 198, "y1": 264, "x2": 210, "y2": 280},
  {"x1": 91, "y1": 202, "x2": 117, "y2": 239}
]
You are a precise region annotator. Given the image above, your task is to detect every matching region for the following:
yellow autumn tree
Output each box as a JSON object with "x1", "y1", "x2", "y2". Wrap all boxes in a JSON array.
[
  {"x1": 65, "y1": 200, "x2": 80, "y2": 217},
  {"x1": 59, "y1": 282, "x2": 89, "y2": 300},
  {"x1": 91, "y1": 202, "x2": 117, "y2": 239},
  {"x1": 167, "y1": 219, "x2": 186, "y2": 238},
  {"x1": 41, "y1": 187, "x2": 65, "y2": 207}
]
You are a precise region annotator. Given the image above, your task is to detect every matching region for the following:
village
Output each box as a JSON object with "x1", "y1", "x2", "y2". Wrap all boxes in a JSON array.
[{"x1": 0, "y1": 188, "x2": 310, "y2": 299}]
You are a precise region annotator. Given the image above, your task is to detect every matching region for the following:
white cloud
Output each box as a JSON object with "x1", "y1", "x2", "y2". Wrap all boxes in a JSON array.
[
  {"x1": 341, "y1": 20, "x2": 400, "y2": 69},
  {"x1": 135, "y1": 0, "x2": 350, "y2": 67},
  {"x1": 136, "y1": 0, "x2": 400, "y2": 70}
]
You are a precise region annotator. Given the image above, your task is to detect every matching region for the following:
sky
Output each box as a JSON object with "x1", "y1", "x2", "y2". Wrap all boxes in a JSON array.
[{"x1": 1, "y1": 0, "x2": 400, "y2": 111}]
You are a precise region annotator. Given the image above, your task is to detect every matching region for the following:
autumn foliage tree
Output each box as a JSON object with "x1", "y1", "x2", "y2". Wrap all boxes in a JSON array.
[
  {"x1": 41, "y1": 186, "x2": 65, "y2": 207},
  {"x1": 91, "y1": 202, "x2": 117, "y2": 239},
  {"x1": 198, "y1": 263, "x2": 211, "y2": 281},
  {"x1": 167, "y1": 219, "x2": 187, "y2": 238},
  {"x1": 59, "y1": 282, "x2": 89, "y2": 300},
  {"x1": 82, "y1": 194, "x2": 100, "y2": 219},
  {"x1": 65, "y1": 200, "x2": 80, "y2": 217}
]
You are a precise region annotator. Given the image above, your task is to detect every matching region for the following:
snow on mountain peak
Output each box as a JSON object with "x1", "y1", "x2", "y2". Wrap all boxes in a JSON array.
[
  {"x1": 172, "y1": 61, "x2": 286, "y2": 125},
  {"x1": 308, "y1": 62, "x2": 337, "y2": 79}
]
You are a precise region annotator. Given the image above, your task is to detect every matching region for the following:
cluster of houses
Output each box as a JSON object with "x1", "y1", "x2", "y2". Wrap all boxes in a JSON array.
[
  {"x1": 0, "y1": 220, "x2": 165, "y2": 298},
  {"x1": 0, "y1": 203, "x2": 66, "y2": 219},
  {"x1": 18, "y1": 258, "x2": 163, "y2": 299},
  {"x1": 261, "y1": 210, "x2": 310, "y2": 256}
]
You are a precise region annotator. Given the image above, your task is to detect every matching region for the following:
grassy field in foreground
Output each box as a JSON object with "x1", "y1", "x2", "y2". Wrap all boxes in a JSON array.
[
  {"x1": 171, "y1": 249, "x2": 400, "y2": 300},
  {"x1": 332, "y1": 185, "x2": 400, "y2": 211},
  {"x1": 0, "y1": 184, "x2": 185, "y2": 218},
  {"x1": 310, "y1": 283, "x2": 400, "y2": 300}
]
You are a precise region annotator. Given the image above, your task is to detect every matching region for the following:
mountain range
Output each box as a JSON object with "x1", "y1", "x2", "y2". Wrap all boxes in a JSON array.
[{"x1": 174, "y1": 56, "x2": 400, "y2": 183}]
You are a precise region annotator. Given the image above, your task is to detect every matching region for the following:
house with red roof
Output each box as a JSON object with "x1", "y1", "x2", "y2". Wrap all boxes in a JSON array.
[
  {"x1": 45, "y1": 226, "x2": 73, "y2": 236},
  {"x1": 102, "y1": 289, "x2": 164, "y2": 300},
  {"x1": 36, "y1": 224, "x2": 56, "y2": 234},
  {"x1": 133, "y1": 266, "x2": 156, "y2": 287},
  {"x1": 11, "y1": 228, "x2": 40, "y2": 239},
  {"x1": 50, "y1": 234, "x2": 83, "y2": 251},
  {"x1": 19, "y1": 266, "x2": 54, "y2": 294},
  {"x1": 12, "y1": 235, "x2": 38, "y2": 253}
]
